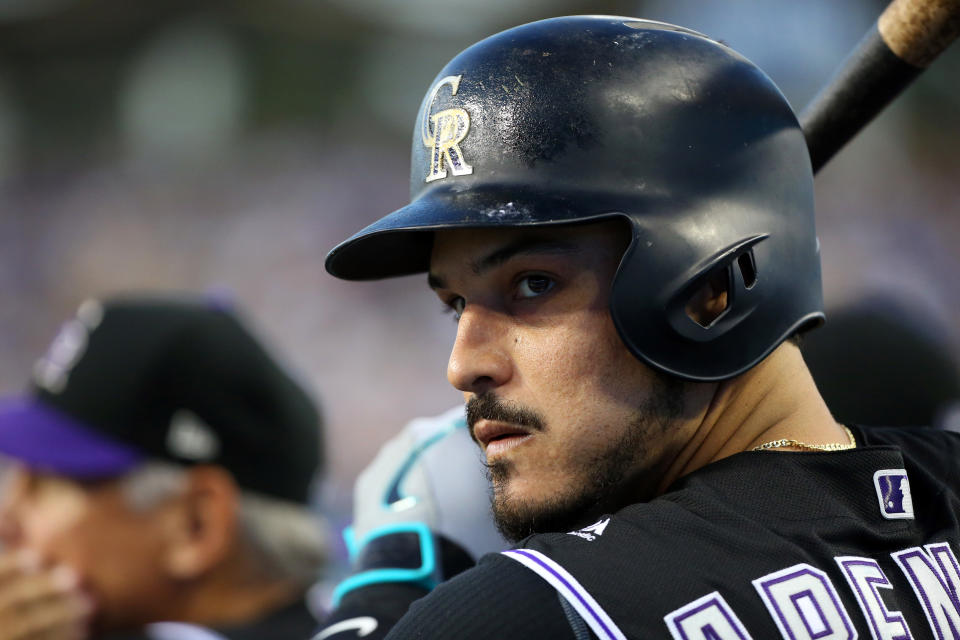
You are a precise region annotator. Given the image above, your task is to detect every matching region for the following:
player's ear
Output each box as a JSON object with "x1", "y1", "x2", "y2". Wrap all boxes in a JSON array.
[
  {"x1": 685, "y1": 267, "x2": 730, "y2": 328},
  {"x1": 161, "y1": 465, "x2": 239, "y2": 579}
]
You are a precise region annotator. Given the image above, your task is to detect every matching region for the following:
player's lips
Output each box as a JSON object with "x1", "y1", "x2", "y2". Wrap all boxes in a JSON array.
[{"x1": 473, "y1": 420, "x2": 533, "y2": 458}]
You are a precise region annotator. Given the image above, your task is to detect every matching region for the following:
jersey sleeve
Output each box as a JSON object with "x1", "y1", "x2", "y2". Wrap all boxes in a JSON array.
[{"x1": 384, "y1": 553, "x2": 580, "y2": 640}]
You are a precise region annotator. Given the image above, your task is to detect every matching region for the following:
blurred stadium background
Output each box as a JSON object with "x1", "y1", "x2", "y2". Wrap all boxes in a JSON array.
[{"x1": 0, "y1": 0, "x2": 958, "y2": 546}]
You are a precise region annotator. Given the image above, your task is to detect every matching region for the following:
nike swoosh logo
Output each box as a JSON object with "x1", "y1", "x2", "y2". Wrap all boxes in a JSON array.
[
  {"x1": 383, "y1": 418, "x2": 464, "y2": 509},
  {"x1": 312, "y1": 617, "x2": 379, "y2": 640}
]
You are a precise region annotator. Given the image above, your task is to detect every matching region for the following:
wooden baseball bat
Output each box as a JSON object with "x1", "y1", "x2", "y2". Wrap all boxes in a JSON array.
[{"x1": 801, "y1": 0, "x2": 960, "y2": 173}]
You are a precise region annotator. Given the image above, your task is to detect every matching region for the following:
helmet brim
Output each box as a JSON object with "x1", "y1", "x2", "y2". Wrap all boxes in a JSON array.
[{"x1": 325, "y1": 185, "x2": 626, "y2": 281}]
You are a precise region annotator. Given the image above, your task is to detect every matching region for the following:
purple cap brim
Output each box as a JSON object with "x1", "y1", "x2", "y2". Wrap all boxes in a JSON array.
[{"x1": 0, "y1": 398, "x2": 145, "y2": 478}]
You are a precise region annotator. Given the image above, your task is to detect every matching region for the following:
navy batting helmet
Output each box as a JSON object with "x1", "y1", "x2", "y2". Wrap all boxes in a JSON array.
[{"x1": 325, "y1": 16, "x2": 823, "y2": 381}]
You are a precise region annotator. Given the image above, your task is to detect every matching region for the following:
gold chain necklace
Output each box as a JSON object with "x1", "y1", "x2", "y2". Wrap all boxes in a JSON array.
[{"x1": 752, "y1": 426, "x2": 856, "y2": 452}]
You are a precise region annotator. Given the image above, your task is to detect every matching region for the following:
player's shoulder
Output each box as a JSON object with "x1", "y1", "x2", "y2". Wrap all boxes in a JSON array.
[
  {"x1": 384, "y1": 552, "x2": 576, "y2": 640},
  {"x1": 851, "y1": 424, "x2": 960, "y2": 486},
  {"x1": 519, "y1": 493, "x2": 711, "y2": 558},
  {"x1": 852, "y1": 422, "x2": 960, "y2": 452}
]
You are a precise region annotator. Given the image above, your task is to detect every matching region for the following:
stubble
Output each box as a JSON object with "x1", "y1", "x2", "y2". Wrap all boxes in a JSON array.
[{"x1": 468, "y1": 376, "x2": 683, "y2": 542}]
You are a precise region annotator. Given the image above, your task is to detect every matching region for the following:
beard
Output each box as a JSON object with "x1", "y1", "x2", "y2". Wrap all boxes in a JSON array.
[{"x1": 467, "y1": 375, "x2": 684, "y2": 543}]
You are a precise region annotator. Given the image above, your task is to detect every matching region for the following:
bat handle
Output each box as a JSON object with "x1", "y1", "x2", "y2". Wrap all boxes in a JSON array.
[{"x1": 801, "y1": 0, "x2": 960, "y2": 174}]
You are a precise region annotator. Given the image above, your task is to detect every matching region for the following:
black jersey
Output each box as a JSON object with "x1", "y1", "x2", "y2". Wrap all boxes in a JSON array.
[{"x1": 385, "y1": 425, "x2": 960, "y2": 639}]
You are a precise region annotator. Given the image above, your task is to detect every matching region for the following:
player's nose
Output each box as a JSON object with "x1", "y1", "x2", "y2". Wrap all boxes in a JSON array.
[{"x1": 447, "y1": 304, "x2": 512, "y2": 395}]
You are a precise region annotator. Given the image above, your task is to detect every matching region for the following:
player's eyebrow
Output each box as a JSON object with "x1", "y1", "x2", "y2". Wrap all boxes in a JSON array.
[{"x1": 428, "y1": 236, "x2": 578, "y2": 290}]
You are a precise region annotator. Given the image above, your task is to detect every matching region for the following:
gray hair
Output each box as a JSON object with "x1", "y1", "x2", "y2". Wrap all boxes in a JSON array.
[{"x1": 120, "y1": 463, "x2": 328, "y2": 586}]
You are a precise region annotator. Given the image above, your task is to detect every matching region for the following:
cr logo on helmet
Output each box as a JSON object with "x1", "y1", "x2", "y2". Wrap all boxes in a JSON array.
[{"x1": 421, "y1": 75, "x2": 473, "y2": 183}]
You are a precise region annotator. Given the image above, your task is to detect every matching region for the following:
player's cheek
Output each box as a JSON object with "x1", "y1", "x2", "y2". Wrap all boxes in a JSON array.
[{"x1": 521, "y1": 437, "x2": 577, "y2": 486}]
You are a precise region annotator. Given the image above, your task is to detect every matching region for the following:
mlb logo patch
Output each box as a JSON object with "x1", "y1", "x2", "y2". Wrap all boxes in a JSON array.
[{"x1": 873, "y1": 469, "x2": 914, "y2": 520}]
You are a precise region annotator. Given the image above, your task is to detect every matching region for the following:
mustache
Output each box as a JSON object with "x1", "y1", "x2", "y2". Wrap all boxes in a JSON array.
[{"x1": 466, "y1": 392, "x2": 546, "y2": 442}]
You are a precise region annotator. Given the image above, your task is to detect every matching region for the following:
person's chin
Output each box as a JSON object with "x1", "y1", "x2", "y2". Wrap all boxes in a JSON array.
[
  {"x1": 502, "y1": 477, "x2": 555, "y2": 505},
  {"x1": 492, "y1": 483, "x2": 579, "y2": 540}
]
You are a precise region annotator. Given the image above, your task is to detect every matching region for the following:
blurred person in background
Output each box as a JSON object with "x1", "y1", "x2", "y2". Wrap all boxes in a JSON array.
[
  {"x1": 0, "y1": 295, "x2": 328, "y2": 639},
  {"x1": 802, "y1": 299, "x2": 960, "y2": 428}
]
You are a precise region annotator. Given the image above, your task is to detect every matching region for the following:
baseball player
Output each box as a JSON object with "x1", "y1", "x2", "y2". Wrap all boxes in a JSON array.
[
  {"x1": 0, "y1": 295, "x2": 327, "y2": 639},
  {"x1": 323, "y1": 15, "x2": 960, "y2": 640}
]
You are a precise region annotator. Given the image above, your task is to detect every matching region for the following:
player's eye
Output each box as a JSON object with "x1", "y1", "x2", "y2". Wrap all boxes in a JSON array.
[
  {"x1": 516, "y1": 275, "x2": 555, "y2": 299},
  {"x1": 442, "y1": 297, "x2": 465, "y2": 321}
]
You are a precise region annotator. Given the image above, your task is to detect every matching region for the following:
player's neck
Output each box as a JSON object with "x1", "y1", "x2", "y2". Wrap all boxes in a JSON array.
[{"x1": 657, "y1": 342, "x2": 845, "y2": 493}]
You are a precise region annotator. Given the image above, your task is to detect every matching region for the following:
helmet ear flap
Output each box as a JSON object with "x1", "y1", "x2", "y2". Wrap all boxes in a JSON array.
[
  {"x1": 683, "y1": 266, "x2": 732, "y2": 329},
  {"x1": 664, "y1": 234, "x2": 768, "y2": 343}
]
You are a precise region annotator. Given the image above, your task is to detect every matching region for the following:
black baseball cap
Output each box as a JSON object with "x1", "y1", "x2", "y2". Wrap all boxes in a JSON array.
[{"x1": 0, "y1": 295, "x2": 322, "y2": 504}]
